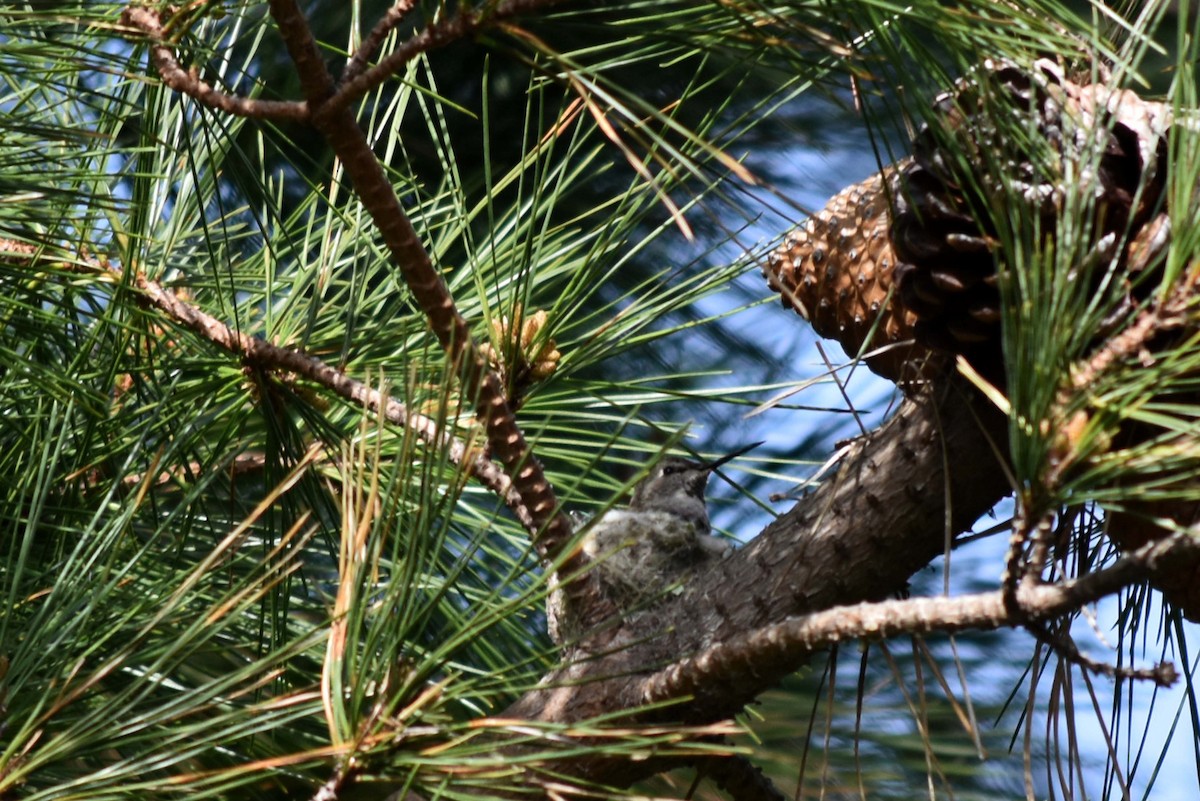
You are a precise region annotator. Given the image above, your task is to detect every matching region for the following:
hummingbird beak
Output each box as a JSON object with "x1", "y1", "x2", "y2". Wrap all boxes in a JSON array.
[{"x1": 699, "y1": 441, "x2": 763, "y2": 472}]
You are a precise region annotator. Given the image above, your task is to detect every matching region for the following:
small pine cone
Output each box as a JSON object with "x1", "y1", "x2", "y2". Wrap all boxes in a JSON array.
[
  {"x1": 479, "y1": 306, "x2": 562, "y2": 399},
  {"x1": 763, "y1": 167, "x2": 938, "y2": 384}
]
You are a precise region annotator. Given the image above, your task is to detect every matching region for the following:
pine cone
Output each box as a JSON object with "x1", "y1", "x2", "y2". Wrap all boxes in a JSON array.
[
  {"x1": 764, "y1": 59, "x2": 1171, "y2": 383},
  {"x1": 890, "y1": 59, "x2": 1170, "y2": 371}
]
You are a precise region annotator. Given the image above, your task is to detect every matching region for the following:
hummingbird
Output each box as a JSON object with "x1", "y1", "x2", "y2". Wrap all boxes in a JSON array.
[{"x1": 547, "y1": 443, "x2": 759, "y2": 645}]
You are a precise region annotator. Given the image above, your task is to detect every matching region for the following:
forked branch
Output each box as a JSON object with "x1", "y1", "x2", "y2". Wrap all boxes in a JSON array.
[
  {"x1": 120, "y1": 7, "x2": 308, "y2": 121},
  {"x1": 263, "y1": 0, "x2": 574, "y2": 555}
]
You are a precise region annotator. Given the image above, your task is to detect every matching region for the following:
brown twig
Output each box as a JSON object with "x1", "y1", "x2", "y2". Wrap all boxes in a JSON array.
[
  {"x1": 123, "y1": 267, "x2": 536, "y2": 526},
  {"x1": 1001, "y1": 504, "x2": 1039, "y2": 616},
  {"x1": 341, "y1": 1, "x2": 419, "y2": 84},
  {"x1": 1027, "y1": 507, "x2": 1074, "y2": 584},
  {"x1": 307, "y1": 762, "x2": 357, "y2": 801},
  {"x1": 1068, "y1": 271, "x2": 1197, "y2": 393},
  {"x1": 120, "y1": 7, "x2": 308, "y2": 121},
  {"x1": 264, "y1": 0, "x2": 575, "y2": 557},
  {"x1": 119, "y1": 450, "x2": 270, "y2": 489},
  {"x1": 0, "y1": 236, "x2": 534, "y2": 528},
  {"x1": 1024, "y1": 619, "x2": 1166, "y2": 684},
  {"x1": 327, "y1": 0, "x2": 570, "y2": 114}
]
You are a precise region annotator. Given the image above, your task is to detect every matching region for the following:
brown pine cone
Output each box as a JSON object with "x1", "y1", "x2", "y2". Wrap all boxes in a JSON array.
[
  {"x1": 889, "y1": 59, "x2": 1170, "y2": 370},
  {"x1": 764, "y1": 59, "x2": 1172, "y2": 384}
]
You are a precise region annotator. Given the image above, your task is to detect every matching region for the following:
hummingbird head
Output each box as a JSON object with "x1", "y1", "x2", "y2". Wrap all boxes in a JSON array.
[
  {"x1": 629, "y1": 456, "x2": 711, "y2": 510},
  {"x1": 627, "y1": 443, "x2": 761, "y2": 527}
]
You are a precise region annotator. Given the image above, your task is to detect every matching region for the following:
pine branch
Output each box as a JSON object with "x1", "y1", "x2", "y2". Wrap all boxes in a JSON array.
[
  {"x1": 0, "y1": 239, "x2": 533, "y2": 526},
  {"x1": 340, "y1": 0, "x2": 419, "y2": 83},
  {"x1": 120, "y1": 0, "x2": 581, "y2": 564},
  {"x1": 501, "y1": 379, "x2": 1015, "y2": 787},
  {"x1": 265, "y1": 0, "x2": 574, "y2": 559},
  {"x1": 329, "y1": 0, "x2": 573, "y2": 113},
  {"x1": 120, "y1": 7, "x2": 308, "y2": 120}
]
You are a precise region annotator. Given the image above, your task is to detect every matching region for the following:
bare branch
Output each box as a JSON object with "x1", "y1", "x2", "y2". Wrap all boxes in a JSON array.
[
  {"x1": 0, "y1": 238, "x2": 534, "y2": 527},
  {"x1": 1023, "y1": 619, "x2": 1167, "y2": 684},
  {"x1": 120, "y1": 7, "x2": 308, "y2": 121},
  {"x1": 341, "y1": 1, "x2": 418, "y2": 84},
  {"x1": 640, "y1": 532, "x2": 1191, "y2": 707},
  {"x1": 123, "y1": 267, "x2": 535, "y2": 525},
  {"x1": 328, "y1": 0, "x2": 571, "y2": 114}
]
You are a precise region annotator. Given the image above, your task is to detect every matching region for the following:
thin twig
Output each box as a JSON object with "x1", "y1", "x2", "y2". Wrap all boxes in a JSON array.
[
  {"x1": 1024, "y1": 619, "x2": 1165, "y2": 683},
  {"x1": 1068, "y1": 273, "x2": 1196, "y2": 393},
  {"x1": 120, "y1": 7, "x2": 309, "y2": 121},
  {"x1": 341, "y1": 1, "x2": 418, "y2": 84},
  {"x1": 327, "y1": 0, "x2": 571, "y2": 114},
  {"x1": 308, "y1": 762, "x2": 356, "y2": 801},
  {"x1": 1024, "y1": 513, "x2": 1057, "y2": 584},
  {"x1": 119, "y1": 450, "x2": 271, "y2": 488},
  {"x1": 1001, "y1": 504, "x2": 1037, "y2": 616},
  {"x1": 123, "y1": 267, "x2": 535, "y2": 526},
  {"x1": 0, "y1": 238, "x2": 534, "y2": 528}
]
